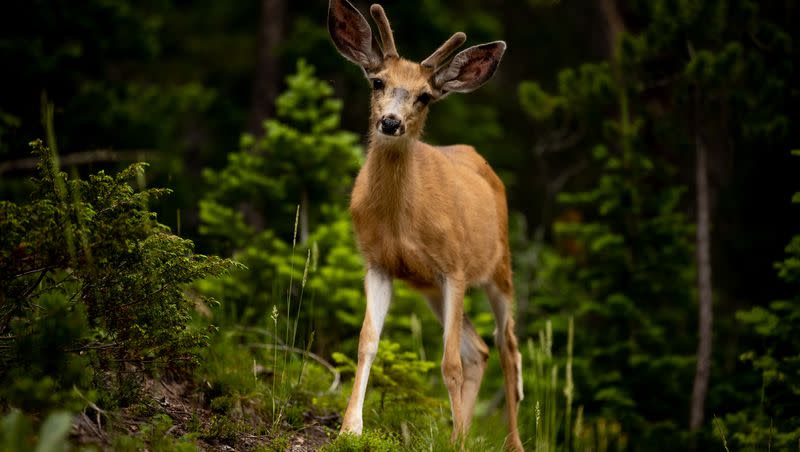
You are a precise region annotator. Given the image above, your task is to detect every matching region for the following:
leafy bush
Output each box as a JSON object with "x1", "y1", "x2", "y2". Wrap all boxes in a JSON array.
[{"x1": 0, "y1": 139, "x2": 236, "y2": 413}]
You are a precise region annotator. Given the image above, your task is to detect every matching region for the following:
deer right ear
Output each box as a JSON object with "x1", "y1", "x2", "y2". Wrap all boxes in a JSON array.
[
  {"x1": 328, "y1": 0, "x2": 383, "y2": 71},
  {"x1": 433, "y1": 41, "x2": 506, "y2": 94}
]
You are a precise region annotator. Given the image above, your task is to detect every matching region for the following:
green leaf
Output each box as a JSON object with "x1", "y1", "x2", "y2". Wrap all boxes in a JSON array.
[{"x1": 35, "y1": 412, "x2": 72, "y2": 452}]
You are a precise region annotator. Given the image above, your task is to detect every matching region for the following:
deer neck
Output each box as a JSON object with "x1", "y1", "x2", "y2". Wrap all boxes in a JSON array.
[{"x1": 363, "y1": 136, "x2": 419, "y2": 212}]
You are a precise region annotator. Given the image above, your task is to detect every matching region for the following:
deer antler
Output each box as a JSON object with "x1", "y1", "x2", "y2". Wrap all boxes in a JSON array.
[
  {"x1": 370, "y1": 4, "x2": 398, "y2": 59},
  {"x1": 421, "y1": 32, "x2": 467, "y2": 69}
]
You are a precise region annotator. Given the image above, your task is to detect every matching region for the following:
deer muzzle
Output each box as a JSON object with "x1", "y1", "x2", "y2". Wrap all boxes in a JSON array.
[{"x1": 378, "y1": 114, "x2": 404, "y2": 136}]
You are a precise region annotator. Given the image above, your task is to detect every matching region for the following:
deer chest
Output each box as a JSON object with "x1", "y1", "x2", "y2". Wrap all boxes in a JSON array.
[{"x1": 351, "y1": 214, "x2": 440, "y2": 287}]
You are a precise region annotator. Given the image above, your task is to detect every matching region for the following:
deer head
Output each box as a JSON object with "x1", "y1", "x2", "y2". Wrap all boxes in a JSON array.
[{"x1": 328, "y1": 0, "x2": 506, "y2": 140}]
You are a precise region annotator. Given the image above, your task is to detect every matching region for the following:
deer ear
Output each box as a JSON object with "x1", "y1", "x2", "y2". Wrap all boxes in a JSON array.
[
  {"x1": 328, "y1": 0, "x2": 383, "y2": 71},
  {"x1": 433, "y1": 41, "x2": 506, "y2": 94}
]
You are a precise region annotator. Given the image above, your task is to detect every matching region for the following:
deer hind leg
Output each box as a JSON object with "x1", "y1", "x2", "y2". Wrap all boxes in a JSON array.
[
  {"x1": 423, "y1": 288, "x2": 489, "y2": 435},
  {"x1": 440, "y1": 276, "x2": 471, "y2": 443},
  {"x1": 486, "y1": 269, "x2": 525, "y2": 452},
  {"x1": 341, "y1": 268, "x2": 392, "y2": 435},
  {"x1": 459, "y1": 318, "x2": 489, "y2": 433}
]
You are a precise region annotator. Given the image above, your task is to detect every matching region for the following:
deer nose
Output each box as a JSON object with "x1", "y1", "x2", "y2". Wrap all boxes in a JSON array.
[{"x1": 379, "y1": 115, "x2": 403, "y2": 136}]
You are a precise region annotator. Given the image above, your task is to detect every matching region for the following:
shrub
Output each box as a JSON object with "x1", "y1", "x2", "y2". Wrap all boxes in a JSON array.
[{"x1": 0, "y1": 139, "x2": 236, "y2": 413}]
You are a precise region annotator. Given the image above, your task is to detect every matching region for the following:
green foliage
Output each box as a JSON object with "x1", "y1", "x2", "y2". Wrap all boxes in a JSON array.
[
  {"x1": 0, "y1": 410, "x2": 72, "y2": 452},
  {"x1": 643, "y1": 0, "x2": 792, "y2": 143},
  {"x1": 0, "y1": 0, "x2": 238, "y2": 238},
  {"x1": 721, "y1": 169, "x2": 800, "y2": 449},
  {"x1": 196, "y1": 61, "x2": 365, "y2": 351},
  {"x1": 526, "y1": 76, "x2": 696, "y2": 448},
  {"x1": 521, "y1": 6, "x2": 705, "y2": 449},
  {"x1": 201, "y1": 60, "x2": 362, "y2": 246},
  {"x1": 333, "y1": 340, "x2": 438, "y2": 412},
  {"x1": 0, "y1": 140, "x2": 236, "y2": 412},
  {"x1": 519, "y1": 0, "x2": 797, "y2": 448},
  {"x1": 321, "y1": 431, "x2": 401, "y2": 452},
  {"x1": 202, "y1": 414, "x2": 249, "y2": 445},
  {"x1": 1, "y1": 291, "x2": 93, "y2": 413},
  {"x1": 112, "y1": 414, "x2": 199, "y2": 452},
  {"x1": 0, "y1": 0, "x2": 222, "y2": 161},
  {"x1": 517, "y1": 318, "x2": 630, "y2": 452},
  {"x1": 195, "y1": 317, "x2": 346, "y2": 447},
  {"x1": 519, "y1": 63, "x2": 614, "y2": 124}
]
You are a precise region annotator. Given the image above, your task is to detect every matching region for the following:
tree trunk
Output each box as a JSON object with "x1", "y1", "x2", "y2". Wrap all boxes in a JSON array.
[
  {"x1": 689, "y1": 42, "x2": 714, "y2": 427},
  {"x1": 597, "y1": 0, "x2": 624, "y2": 57},
  {"x1": 248, "y1": 0, "x2": 286, "y2": 136},
  {"x1": 690, "y1": 122, "x2": 713, "y2": 430},
  {"x1": 240, "y1": 0, "x2": 286, "y2": 230}
]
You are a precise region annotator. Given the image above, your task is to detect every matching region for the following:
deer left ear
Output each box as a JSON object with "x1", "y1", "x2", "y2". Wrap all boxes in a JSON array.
[
  {"x1": 433, "y1": 41, "x2": 506, "y2": 94},
  {"x1": 328, "y1": 0, "x2": 384, "y2": 70}
]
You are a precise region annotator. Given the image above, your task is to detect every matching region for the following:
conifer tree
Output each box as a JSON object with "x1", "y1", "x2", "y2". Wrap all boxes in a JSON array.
[
  {"x1": 520, "y1": 0, "x2": 795, "y2": 447},
  {"x1": 200, "y1": 60, "x2": 362, "y2": 248}
]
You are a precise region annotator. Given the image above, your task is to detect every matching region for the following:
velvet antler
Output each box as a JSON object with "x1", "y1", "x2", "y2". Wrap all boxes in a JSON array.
[
  {"x1": 369, "y1": 4, "x2": 398, "y2": 58},
  {"x1": 421, "y1": 32, "x2": 467, "y2": 69}
]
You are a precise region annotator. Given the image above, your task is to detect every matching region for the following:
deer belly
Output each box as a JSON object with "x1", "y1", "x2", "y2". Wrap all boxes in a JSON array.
[
  {"x1": 392, "y1": 253, "x2": 435, "y2": 287},
  {"x1": 366, "y1": 238, "x2": 437, "y2": 287}
]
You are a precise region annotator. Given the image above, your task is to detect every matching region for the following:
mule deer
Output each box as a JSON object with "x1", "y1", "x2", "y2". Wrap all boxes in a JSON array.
[{"x1": 328, "y1": 0, "x2": 524, "y2": 449}]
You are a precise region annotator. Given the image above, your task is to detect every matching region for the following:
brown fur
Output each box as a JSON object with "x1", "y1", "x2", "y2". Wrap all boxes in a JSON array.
[
  {"x1": 330, "y1": 2, "x2": 523, "y2": 450},
  {"x1": 351, "y1": 138, "x2": 508, "y2": 290},
  {"x1": 349, "y1": 60, "x2": 523, "y2": 451}
]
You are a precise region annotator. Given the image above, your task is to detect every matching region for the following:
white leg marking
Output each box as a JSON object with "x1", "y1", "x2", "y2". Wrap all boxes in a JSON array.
[
  {"x1": 346, "y1": 268, "x2": 392, "y2": 431},
  {"x1": 442, "y1": 280, "x2": 453, "y2": 341},
  {"x1": 516, "y1": 350, "x2": 524, "y2": 402},
  {"x1": 441, "y1": 277, "x2": 466, "y2": 427},
  {"x1": 365, "y1": 269, "x2": 392, "y2": 337}
]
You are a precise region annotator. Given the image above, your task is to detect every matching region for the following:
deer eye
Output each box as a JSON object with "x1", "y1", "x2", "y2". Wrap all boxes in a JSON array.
[
  {"x1": 371, "y1": 78, "x2": 385, "y2": 91},
  {"x1": 417, "y1": 92, "x2": 433, "y2": 106}
]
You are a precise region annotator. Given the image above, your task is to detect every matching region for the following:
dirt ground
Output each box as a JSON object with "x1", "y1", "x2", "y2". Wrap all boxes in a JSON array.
[{"x1": 71, "y1": 378, "x2": 336, "y2": 451}]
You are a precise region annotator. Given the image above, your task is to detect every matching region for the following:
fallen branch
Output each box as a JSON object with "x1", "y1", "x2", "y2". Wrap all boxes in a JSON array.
[{"x1": 0, "y1": 149, "x2": 159, "y2": 175}]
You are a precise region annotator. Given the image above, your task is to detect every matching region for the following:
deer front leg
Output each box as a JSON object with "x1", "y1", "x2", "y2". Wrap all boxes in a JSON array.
[
  {"x1": 340, "y1": 268, "x2": 392, "y2": 435},
  {"x1": 442, "y1": 276, "x2": 467, "y2": 443}
]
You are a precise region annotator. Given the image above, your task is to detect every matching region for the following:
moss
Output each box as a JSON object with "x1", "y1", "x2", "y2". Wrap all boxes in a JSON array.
[
  {"x1": 202, "y1": 414, "x2": 249, "y2": 445},
  {"x1": 321, "y1": 431, "x2": 401, "y2": 452}
]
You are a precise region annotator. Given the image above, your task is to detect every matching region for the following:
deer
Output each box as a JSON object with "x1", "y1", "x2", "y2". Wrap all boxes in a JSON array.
[{"x1": 328, "y1": 0, "x2": 524, "y2": 450}]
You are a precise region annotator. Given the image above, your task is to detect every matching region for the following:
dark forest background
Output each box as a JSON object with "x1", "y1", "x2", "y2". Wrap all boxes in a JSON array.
[{"x1": 1, "y1": 0, "x2": 798, "y2": 450}]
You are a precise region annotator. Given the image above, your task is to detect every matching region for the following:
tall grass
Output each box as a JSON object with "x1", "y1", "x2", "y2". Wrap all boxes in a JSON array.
[
  {"x1": 713, "y1": 415, "x2": 730, "y2": 452},
  {"x1": 526, "y1": 319, "x2": 563, "y2": 451},
  {"x1": 267, "y1": 204, "x2": 318, "y2": 431},
  {"x1": 196, "y1": 203, "x2": 341, "y2": 445},
  {"x1": 522, "y1": 317, "x2": 626, "y2": 452}
]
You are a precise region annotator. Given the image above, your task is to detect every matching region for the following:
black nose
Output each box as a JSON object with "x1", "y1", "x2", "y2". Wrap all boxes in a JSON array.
[{"x1": 380, "y1": 115, "x2": 402, "y2": 135}]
